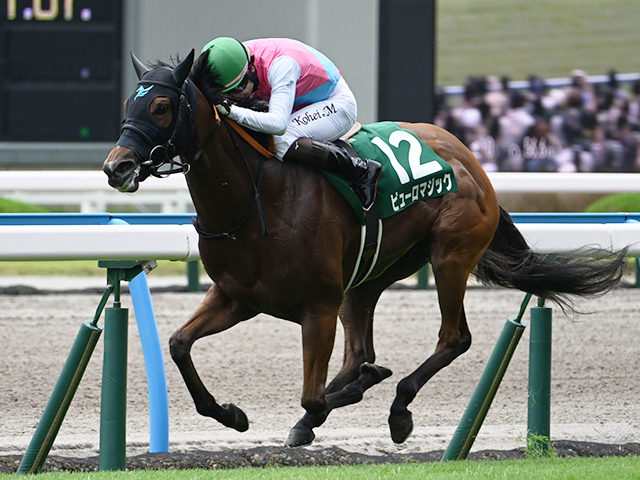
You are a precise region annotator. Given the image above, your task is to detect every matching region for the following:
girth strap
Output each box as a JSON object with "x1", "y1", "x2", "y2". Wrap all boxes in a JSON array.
[{"x1": 344, "y1": 201, "x2": 383, "y2": 290}]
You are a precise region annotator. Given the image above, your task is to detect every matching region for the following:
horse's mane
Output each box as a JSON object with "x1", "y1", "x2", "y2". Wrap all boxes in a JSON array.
[{"x1": 148, "y1": 59, "x2": 175, "y2": 70}]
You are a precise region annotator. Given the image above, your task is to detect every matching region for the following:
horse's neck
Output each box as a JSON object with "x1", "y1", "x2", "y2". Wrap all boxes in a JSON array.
[{"x1": 184, "y1": 118, "x2": 260, "y2": 235}]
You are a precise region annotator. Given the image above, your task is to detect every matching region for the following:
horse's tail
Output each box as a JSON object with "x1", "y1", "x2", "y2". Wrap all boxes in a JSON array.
[{"x1": 474, "y1": 206, "x2": 628, "y2": 311}]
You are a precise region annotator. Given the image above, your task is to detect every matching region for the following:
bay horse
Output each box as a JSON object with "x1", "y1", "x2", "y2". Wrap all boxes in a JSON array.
[{"x1": 103, "y1": 51, "x2": 626, "y2": 448}]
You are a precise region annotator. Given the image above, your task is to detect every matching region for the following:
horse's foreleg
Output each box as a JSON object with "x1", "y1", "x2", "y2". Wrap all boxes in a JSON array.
[
  {"x1": 169, "y1": 284, "x2": 257, "y2": 432},
  {"x1": 388, "y1": 262, "x2": 473, "y2": 444}
]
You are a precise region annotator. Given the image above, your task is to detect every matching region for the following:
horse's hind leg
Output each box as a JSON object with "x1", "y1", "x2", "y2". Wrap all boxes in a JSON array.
[
  {"x1": 169, "y1": 284, "x2": 257, "y2": 431},
  {"x1": 286, "y1": 286, "x2": 391, "y2": 447},
  {"x1": 388, "y1": 258, "x2": 474, "y2": 444}
]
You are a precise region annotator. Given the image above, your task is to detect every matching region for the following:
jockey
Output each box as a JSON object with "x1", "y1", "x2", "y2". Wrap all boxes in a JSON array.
[{"x1": 198, "y1": 37, "x2": 381, "y2": 210}]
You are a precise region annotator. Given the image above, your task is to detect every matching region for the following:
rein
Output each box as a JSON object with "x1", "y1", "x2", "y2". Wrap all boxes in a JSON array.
[
  {"x1": 226, "y1": 120, "x2": 275, "y2": 159},
  {"x1": 189, "y1": 109, "x2": 269, "y2": 240}
]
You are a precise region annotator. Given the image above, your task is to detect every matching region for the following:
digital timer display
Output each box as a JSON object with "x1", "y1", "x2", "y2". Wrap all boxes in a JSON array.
[
  {"x1": 1, "y1": 0, "x2": 123, "y2": 142},
  {"x1": 7, "y1": 0, "x2": 90, "y2": 21}
]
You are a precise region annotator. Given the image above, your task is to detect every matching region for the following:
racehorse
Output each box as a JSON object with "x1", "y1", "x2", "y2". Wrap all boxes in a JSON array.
[{"x1": 103, "y1": 50, "x2": 626, "y2": 448}]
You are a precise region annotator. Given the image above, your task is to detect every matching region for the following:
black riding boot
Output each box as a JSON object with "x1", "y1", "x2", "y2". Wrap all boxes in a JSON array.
[{"x1": 284, "y1": 137, "x2": 382, "y2": 210}]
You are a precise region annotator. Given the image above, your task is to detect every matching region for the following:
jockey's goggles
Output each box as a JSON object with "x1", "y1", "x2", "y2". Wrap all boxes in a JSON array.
[{"x1": 226, "y1": 74, "x2": 250, "y2": 94}]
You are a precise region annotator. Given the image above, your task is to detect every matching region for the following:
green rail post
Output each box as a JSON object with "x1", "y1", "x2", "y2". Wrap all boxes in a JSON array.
[
  {"x1": 99, "y1": 303, "x2": 128, "y2": 470},
  {"x1": 16, "y1": 285, "x2": 113, "y2": 474},
  {"x1": 16, "y1": 320, "x2": 102, "y2": 474},
  {"x1": 527, "y1": 297, "x2": 553, "y2": 456},
  {"x1": 417, "y1": 265, "x2": 430, "y2": 289},
  {"x1": 17, "y1": 261, "x2": 148, "y2": 474},
  {"x1": 187, "y1": 260, "x2": 200, "y2": 292},
  {"x1": 442, "y1": 293, "x2": 531, "y2": 461},
  {"x1": 97, "y1": 262, "x2": 143, "y2": 471}
]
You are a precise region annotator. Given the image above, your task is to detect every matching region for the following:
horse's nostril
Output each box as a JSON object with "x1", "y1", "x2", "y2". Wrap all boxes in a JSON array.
[{"x1": 114, "y1": 160, "x2": 136, "y2": 177}]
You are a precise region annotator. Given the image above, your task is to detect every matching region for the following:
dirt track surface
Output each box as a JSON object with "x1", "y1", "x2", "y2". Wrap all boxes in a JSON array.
[{"x1": 1, "y1": 285, "x2": 639, "y2": 471}]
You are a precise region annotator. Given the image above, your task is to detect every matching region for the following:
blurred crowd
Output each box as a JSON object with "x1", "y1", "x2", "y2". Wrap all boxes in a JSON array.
[{"x1": 434, "y1": 70, "x2": 640, "y2": 172}]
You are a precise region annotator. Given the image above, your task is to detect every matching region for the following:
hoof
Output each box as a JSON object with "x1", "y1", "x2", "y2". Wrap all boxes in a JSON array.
[
  {"x1": 221, "y1": 403, "x2": 249, "y2": 432},
  {"x1": 284, "y1": 426, "x2": 315, "y2": 448},
  {"x1": 360, "y1": 363, "x2": 393, "y2": 382},
  {"x1": 389, "y1": 411, "x2": 413, "y2": 444}
]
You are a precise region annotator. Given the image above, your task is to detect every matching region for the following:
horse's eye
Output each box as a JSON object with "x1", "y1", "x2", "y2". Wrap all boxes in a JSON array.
[{"x1": 157, "y1": 103, "x2": 169, "y2": 114}]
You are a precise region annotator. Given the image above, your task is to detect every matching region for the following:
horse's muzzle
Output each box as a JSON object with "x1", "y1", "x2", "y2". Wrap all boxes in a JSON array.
[{"x1": 103, "y1": 147, "x2": 141, "y2": 192}]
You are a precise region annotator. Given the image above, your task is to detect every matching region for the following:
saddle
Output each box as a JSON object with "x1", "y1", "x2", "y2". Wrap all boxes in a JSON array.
[{"x1": 340, "y1": 122, "x2": 363, "y2": 141}]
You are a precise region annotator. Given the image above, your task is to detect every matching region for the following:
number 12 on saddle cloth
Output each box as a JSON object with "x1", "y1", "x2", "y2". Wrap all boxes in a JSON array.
[{"x1": 325, "y1": 121, "x2": 458, "y2": 225}]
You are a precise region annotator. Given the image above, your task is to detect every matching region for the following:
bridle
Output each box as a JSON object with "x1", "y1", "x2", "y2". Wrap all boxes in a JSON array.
[
  {"x1": 120, "y1": 74, "x2": 268, "y2": 239},
  {"x1": 132, "y1": 79, "x2": 208, "y2": 181}
]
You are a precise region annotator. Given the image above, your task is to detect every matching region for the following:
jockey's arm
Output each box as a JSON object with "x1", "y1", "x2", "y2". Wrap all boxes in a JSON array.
[{"x1": 227, "y1": 57, "x2": 300, "y2": 135}]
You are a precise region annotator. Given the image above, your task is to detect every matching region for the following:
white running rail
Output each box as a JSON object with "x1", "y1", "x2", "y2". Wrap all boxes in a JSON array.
[
  {"x1": 0, "y1": 221, "x2": 638, "y2": 261},
  {"x1": 2, "y1": 171, "x2": 640, "y2": 213}
]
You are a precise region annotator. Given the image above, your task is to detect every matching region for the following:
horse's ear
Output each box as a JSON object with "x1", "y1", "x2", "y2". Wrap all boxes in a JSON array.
[
  {"x1": 173, "y1": 49, "x2": 195, "y2": 86},
  {"x1": 130, "y1": 51, "x2": 149, "y2": 80}
]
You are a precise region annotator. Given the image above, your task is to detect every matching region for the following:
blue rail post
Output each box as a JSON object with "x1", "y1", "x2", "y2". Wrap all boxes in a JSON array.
[
  {"x1": 129, "y1": 269, "x2": 170, "y2": 453},
  {"x1": 108, "y1": 218, "x2": 169, "y2": 453}
]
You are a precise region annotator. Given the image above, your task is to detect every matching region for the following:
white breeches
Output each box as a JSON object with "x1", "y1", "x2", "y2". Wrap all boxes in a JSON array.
[{"x1": 273, "y1": 77, "x2": 358, "y2": 159}]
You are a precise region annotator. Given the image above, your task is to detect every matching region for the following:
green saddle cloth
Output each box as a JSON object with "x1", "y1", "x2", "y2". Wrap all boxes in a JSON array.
[{"x1": 323, "y1": 121, "x2": 458, "y2": 225}]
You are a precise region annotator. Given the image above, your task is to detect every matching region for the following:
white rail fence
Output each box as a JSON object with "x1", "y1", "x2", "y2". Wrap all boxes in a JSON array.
[
  {"x1": 0, "y1": 171, "x2": 192, "y2": 213},
  {"x1": 0, "y1": 224, "x2": 200, "y2": 261},
  {"x1": 0, "y1": 221, "x2": 639, "y2": 262},
  {"x1": 1, "y1": 171, "x2": 640, "y2": 213}
]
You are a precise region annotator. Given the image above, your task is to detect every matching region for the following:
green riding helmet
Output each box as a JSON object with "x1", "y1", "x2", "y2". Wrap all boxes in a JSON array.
[{"x1": 201, "y1": 37, "x2": 250, "y2": 92}]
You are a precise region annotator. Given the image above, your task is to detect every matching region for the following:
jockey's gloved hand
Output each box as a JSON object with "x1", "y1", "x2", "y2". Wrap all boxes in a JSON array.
[{"x1": 215, "y1": 98, "x2": 233, "y2": 116}]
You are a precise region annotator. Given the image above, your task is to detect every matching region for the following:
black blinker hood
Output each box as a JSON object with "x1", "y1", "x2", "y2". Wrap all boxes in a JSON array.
[{"x1": 116, "y1": 51, "x2": 197, "y2": 164}]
